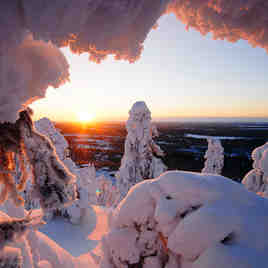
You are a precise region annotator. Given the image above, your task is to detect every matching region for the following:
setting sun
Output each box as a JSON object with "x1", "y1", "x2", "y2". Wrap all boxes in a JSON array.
[{"x1": 76, "y1": 111, "x2": 95, "y2": 123}]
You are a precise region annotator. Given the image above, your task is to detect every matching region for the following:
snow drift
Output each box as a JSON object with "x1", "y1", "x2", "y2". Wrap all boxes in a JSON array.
[{"x1": 101, "y1": 170, "x2": 268, "y2": 268}]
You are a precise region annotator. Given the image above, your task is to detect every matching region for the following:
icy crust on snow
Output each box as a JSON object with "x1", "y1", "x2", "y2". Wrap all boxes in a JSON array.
[
  {"x1": 242, "y1": 142, "x2": 268, "y2": 197},
  {"x1": 116, "y1": 101, "x2": 166, "y2": 201},
  {"x1": 202, "y1": 138, "x2": 224, "y2": 175},
  {"x1": 101, "y1": 170, "x2": 268, "y2": 268}
]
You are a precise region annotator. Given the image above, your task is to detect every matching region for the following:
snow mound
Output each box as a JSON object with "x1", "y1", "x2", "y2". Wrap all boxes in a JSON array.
[
  {"x1": 116, "y1": 101, "x2": 166, "y2": 202},
  {"x1": 242, "y1": 142, "x2": 268, "y2": 197},
  {"x1": 101, "y1": 170, "x2": 268, "y2": 268}
]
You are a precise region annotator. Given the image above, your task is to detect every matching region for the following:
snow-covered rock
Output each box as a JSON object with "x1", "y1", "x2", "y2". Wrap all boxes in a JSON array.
[
  {"x1": 242, "y1": 142, "x2": 268, "y2": 197},
  {"x1": 116, "y1": 101, "x2": 166, "y2": 201},
  {"x1": 202, "y1": 138, "x2": 224, "y2": 175},
  {"x1": 101, "y1": 170, "x2": 268, "y2": 268}
]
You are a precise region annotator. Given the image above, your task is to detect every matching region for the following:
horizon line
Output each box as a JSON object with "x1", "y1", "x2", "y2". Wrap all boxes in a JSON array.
[{"x1": 46, "y1": 116, "x2": 268, "y2": 124}]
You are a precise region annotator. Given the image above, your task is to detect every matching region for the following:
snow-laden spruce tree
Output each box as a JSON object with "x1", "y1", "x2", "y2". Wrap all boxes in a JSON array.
[
  {"x1": 17, "y1": 117, "x2": 72, "y2": 220},
  {"x1": 30, "y1": 117, "x2": 100, "y2": 223},
  {"x1": 202, "y1": 138, "x2": 224, "y2": 175},
  {"x1": 242, "y1": 142, "x2": 268, "y2": 197},
  {"x1": 28, "y1": 117, "x2": 120, "y2": 220},
  {"x1": 2, "y1": 1, "x2": 268, "y2": 267},
  {"x1": 115, "y1": 101, "x2": 166, "y2": 201},
  {"x1": 0, "y1": 109, "x2": 79, "y2": 267},
  {"x1": 100, "y1": 171, "x2": 268, "y2": 268}
]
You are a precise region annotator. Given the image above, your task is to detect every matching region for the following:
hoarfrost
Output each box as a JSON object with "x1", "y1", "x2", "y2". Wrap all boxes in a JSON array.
[
  {"x1": 242, "y1": 142, "x2": 268, "y2": 197},
  {"x1": 101, "y1": 170, "x2": 268, "y2": 268},
  {"x1": 116, "y1": 101, "x2": 166, "y2": 202},
  {"x1": 202, "y1": 138, "x2": 224, "y2": 175}
]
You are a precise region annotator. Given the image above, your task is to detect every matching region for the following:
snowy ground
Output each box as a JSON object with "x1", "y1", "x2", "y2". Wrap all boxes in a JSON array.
[{"x1": 39, "y1": 205, "x2": 109, "y2": 258}]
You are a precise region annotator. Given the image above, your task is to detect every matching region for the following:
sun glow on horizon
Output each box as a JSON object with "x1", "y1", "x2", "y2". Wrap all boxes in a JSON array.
[{"x1": 76, "y1": 110, "x2": 95, "y2": 123}]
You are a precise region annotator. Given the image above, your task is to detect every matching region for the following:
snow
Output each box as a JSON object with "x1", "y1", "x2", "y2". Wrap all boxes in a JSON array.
[
  {"x1": 0, "y1": 198, "x2": 102, "y2": 268},
  {"x1": 77, "y1": 144, "x2": 113, "y2": 150},
  {"x1": 40, "y1": 208, "x2": 98, "y2": 257},
  {"x1": 101, "y1": 170, "x2": 268, "y2": 268},
  {"x1": 116, "y1": 101, "x2": 167, "y2": 202},
  {"x1": 21, "y1": 117, "x2": 108, "y2": 223},
  {"x1": 3, "y1": 1, "x2": 268, "y2": 267},
  {"x1": 185, "y1": 134, "x2": 251, "y2": 140},
  {"x1": 202, "y1": 138, "x2": 224, "y2": 175},
  {"x1": 242, "y1": 142, "x2": 268, "y2": 196},
  {"x1": 35, "y1": 118, "x2": 68, "y2": 160}
]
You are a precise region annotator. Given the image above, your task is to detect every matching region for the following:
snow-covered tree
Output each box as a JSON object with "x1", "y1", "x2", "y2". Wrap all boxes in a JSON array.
[
  {"x1": 116, "y1": 101, "x2": 167, "y2": 201},
  {"x1": 95, "y1": 175, "x2": 120, "y2": 208},
  {"x1": 100, "y1": 170, "x2": 268, "y2": 268},
  {"x1": 22, "y1": 117, "x2": 100, "y2": 223},
  {"x1": 202, "y1": 138, "x2": 224, "y2": 175},
  {"x1": 17, "y1": 117, "x2": 73, "y2": 220},
  {"x1": 0, "y1": 109, "x2": 81, "y2": 267},
  {"x1": 1, "y1": 2, "x2": 268, "y2": 267},
  {"x1": 0, "y1": 109, "x2": 76, "y2": 211},
  {"x1": 242, "y1": 142, "x2": 268, "y2": 197}
]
